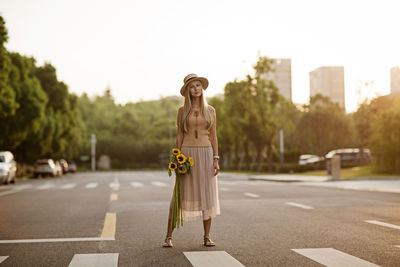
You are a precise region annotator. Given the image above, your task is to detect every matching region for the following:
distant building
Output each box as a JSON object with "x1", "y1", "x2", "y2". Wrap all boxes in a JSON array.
[
  {"x1": 261, "y1": 58, "x2": 292, "y2": 101},
  {"x1": 391, "y1": 66, "x2": 400, "y2": 96},
  {"x1": 309, "y1": 66, "x2": 345, "y2": 110}
]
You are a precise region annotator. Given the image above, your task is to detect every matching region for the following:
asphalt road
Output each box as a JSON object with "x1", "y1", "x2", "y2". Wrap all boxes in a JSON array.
[{"x1": 0, "y1": 171, "x2": 399, "y2": 267}]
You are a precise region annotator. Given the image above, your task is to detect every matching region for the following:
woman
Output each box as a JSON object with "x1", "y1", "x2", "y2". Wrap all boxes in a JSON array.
[{"x1": 163, "y1": 73, "x2": 221, "y2": 247}]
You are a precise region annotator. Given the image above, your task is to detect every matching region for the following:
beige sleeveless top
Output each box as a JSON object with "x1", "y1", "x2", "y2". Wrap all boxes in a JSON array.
[{"x1": 182, "y1": 109, "x2": 213, "y2": 147}]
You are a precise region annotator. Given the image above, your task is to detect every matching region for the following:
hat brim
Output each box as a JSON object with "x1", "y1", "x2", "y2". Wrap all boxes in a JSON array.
[{"x1": 180, "y1": 77, "x2": 208, "y2": 96}]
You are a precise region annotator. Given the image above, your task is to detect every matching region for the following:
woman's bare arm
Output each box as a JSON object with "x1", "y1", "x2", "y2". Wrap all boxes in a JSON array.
[
  {"x1": 209, "y1": 106, "x2": 219, "y2": 175},
  {"x1": 209, "y1": 107, "x2": 218, "y2": 157},
  {"x1": 176, "y1": 107, "x2": 184, "y2": 149}
]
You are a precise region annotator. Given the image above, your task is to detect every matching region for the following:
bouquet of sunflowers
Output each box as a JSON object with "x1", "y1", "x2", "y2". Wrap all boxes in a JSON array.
[{"x1": 168, "y1": 148, "x2": 194, "y2": 231}]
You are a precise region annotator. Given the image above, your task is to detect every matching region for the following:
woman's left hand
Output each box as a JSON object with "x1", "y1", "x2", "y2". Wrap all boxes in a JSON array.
[{"x1": 213, "y1": 160, "x2": 220, "y2": 176}]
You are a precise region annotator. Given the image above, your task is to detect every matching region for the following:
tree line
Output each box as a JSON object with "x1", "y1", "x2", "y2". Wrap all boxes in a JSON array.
[{"x1": 1, "y1": 16, "x2": 399, "y2": 173}]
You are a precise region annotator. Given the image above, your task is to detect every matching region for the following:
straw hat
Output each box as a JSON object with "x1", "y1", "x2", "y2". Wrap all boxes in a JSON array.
[{"x1": 180, "y1": 73, "x2": 209, "y2": 96}]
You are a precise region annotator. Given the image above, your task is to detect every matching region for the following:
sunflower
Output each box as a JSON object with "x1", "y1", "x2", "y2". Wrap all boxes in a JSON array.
[
  {"x1": 172, "y1": 148, "x2": 181, "y2": 156},
  {"x1": 188, "y1": 157, "x2": 194, "y2": 166},
  {"x1": 169, "y1": 162, "x2": 177, "y2": 171},
  {"x1": 177, "y1": 153, "x2": 186, "y2": 164},
  {"x1": 178, "y1": 165, "x2": 187, "y2": 174}
]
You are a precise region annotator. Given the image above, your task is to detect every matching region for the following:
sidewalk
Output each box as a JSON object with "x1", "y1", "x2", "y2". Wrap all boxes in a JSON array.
[{"x1": 248, "y1": 174, "x2": 400, "y2": 193}]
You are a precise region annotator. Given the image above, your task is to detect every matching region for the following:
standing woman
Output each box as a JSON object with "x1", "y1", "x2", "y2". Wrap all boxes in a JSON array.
[{"x1": 163, "y1": 73, "x2": 221, "y2": 247}]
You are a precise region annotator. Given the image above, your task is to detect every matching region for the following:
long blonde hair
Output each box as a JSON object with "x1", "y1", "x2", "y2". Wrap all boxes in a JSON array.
[{"x1": 179, "y1": 87, "x2": 213, "y2": 133}]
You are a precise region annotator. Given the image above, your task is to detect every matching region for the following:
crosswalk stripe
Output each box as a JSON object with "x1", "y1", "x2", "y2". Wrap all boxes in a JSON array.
[
  {"x1": 183, "y1": 251, "x2": 244, "y2": 267},
  {"x1": 68, "y1": 253, "x2": 119, "y2": 267},
  {"x1": 244, "y1": 192, "x2": 259, "y2": 198},
  {"x1": 292, "y1": 248, "x2": 380, "y2": 267},
  {"x1": 36, "y1": 183, "x2": 55, "y2": 190},
  {"x1": 218, "y1": 181, "x2": 238, "y2": 185},
  {"x1": 130, "y1": 182, "x2": 144, "y2": 188},
  {"x1": 0, "y1": 256, "x2": 9, "y2": 263},
  {"x1": 0, "y1": 190, "x2": 20, "y2": 197},
  {"x1": 152, "y1": 181, "x2": 167, "y2": 187},
  {"x1": 14, "y1": 184, "x2": 32, "y2": 190},
  {"x1": 109, "y1": 182, "x2": 120, "y2": 189},
  {"x1": 365, "y1": 220, "x2": 400, "y2": 230},
  {"x1": 60, "y1": 183, "x2": 77, "y2": 189},
  {"x1": 0, "y1": 237, "x2": 114, "y2": 244},
  {"x1": 286, "y1": 202, "x2": 314, "y2": 210},
  {"x1": 85, "y1": 183, "x2": 98, "y2": 188}
]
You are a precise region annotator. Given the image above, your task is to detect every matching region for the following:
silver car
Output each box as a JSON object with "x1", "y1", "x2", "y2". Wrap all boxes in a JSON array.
[
  {"x1": 0, "y1": 151, "x2": 17, "y2": 184},
  {"x1": 34, "y1": 159, "x2": 57, "y2": 178}
]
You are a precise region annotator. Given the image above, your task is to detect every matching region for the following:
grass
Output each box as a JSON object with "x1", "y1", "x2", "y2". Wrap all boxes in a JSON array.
[{"x1": 299, "y1": 165, "x2": 400, "y2": 179}]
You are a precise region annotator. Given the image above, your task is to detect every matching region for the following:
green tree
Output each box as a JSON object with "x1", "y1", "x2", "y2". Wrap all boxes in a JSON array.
[
  {"x1": 296, "y1": 94, "x2": 354, "y2": 156},
  {"x1": 368, "y1": 96, "x2": 400, "y2": 173},
  {"x1": 0, "y1": 16, "x2": 19, "y2": 119},
  {"x1": 2, "y1": 53, "x2": 47, "y2": 162}
]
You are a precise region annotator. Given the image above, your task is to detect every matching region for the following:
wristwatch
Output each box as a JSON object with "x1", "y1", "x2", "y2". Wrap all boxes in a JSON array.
[{"x1": 213, "y1": 155, "x2": 220, "y2": 160}]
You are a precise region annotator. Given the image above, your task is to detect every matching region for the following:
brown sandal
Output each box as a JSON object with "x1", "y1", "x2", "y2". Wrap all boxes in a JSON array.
[
  {"x1": 203, "y1": 236, "x2": 215, "y2": 247},
  {"x1": 162, "y1": 236, "x2": 173, "y2": 247}
]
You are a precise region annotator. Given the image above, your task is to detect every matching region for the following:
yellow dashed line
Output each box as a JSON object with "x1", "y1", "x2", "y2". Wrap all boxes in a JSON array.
[{"x1": 101, "y1": 213, "x2": 116, "y2": 238}]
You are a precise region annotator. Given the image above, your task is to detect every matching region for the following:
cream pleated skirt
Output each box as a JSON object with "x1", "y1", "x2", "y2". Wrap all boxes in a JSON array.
[{"x1": 169, "y1": 146, "x2": 221, "y2": 222}]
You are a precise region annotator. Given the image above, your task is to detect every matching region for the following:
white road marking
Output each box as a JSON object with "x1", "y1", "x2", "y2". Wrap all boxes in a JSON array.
[
  {"x1": 292, "y1": 248, "x2": 380, "y2": 267},
  {"x1": 183, "y1": 251, "x2": 245, "y2": 267},
  {"x1": 0, "y1": 184, "x2": 32, "y2": 197},
  {"x1": 152, "y1": 181, "x2": 167, "y2": 187},
  {"x1": 286, "y1": 202, "x2": 314, "y2": 210},
  {"x1": 85, "y1": 183, "x2": 98, "y2": 188},
  {"x1": 0, "y1": 256, "x2": 9, "y2": 263},
  {"x1": 68, "y1": 253, "x2": 119, "y2": 267},
  {"x1": 60, "y1": 183, "x2": 77, "y2": 189},
  {"x1": 110, "y1": 194, "x2": 118, "y2": 201},
  {"x1": 220, "y1": 187, "x2": 229, "y2": 191},
  {"x1": 0, "y1": 237, "x2": 114, "y2": 244},
  {"x1": 218, "y1": 181, "x2": 238, "y2": 186},
  {"x1": 130, "y1": 182, "x2": 144, "y2": 188},
  {"x1": 14, "y1": 184, "x2": 33, "y2": 190},
  {"x1": 0, "y1": 190, "x2": 19, "y2": 197},
  {"x1": 109, "y1": 182, "x2": 120, "y2": 189},
  {"x1": 365, "y1": 220, "x2": 400, "y2": 230},
  {"x1": 244, "y1": 192, "x2": 259, "y2": 198},
  {"x1": 36, "y1": 183, "x2": 55, "y2": 190}
]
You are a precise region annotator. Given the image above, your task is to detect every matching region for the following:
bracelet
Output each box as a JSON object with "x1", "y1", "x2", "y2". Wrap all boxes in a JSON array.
[{"x1": 213, "y1": 155, "x2": 220, "y2": 160}]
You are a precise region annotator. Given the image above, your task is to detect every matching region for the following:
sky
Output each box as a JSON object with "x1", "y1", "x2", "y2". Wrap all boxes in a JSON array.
[{"x1": 1, "y1": 0, "x2": 400, "y2": 112}]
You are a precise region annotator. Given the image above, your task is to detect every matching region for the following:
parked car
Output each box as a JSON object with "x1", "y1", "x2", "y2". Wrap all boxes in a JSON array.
[
  {"x1": 0, "y1": 151, "x2": 17, "y2": 184},
  {"x1": 298, "y1": 154, "x2": 324, "y2": 165},
  {"x1": 59, "y1": 159, "x2": 69, "y2": 174},
  {"x1": 67, "y1": 160, "x2": 77, "y2": 173},
  {"x1": 325, "y1": 148, "x2": 372, "y2": 167},
  {"x1": 54, "y1": 160, "x2": 63, "y2": 176},
  {"x1": 34, "y1": 159, "x2": 57, "y2": 177}
]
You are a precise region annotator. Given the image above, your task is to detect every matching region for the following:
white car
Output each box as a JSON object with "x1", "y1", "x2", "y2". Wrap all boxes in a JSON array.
[
  {"x1": 298, "y1": 154, "x2": 324, "y2": 165},
  {"x1": 34, "y1": 159, "x2": 57, "y2": 178},
  {"x1": 0, "y1": 151, "x2": 17, "y2": 184}
]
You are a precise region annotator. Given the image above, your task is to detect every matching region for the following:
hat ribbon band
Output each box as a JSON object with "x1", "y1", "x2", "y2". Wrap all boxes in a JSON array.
[{"x1": 185, "y1": 76, "x2": 197, "y2": 84}]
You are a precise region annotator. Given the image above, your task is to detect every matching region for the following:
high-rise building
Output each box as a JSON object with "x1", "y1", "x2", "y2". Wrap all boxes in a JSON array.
[
  {"x1": 391, "y1": 66, "x2": 400, "y2": 96},
  {"x1": 261, "y1": 58, "x2": 292, "y2": 101},
  {"x1": 309, "y1": 66, "x2": 345, "y2": 110}
]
